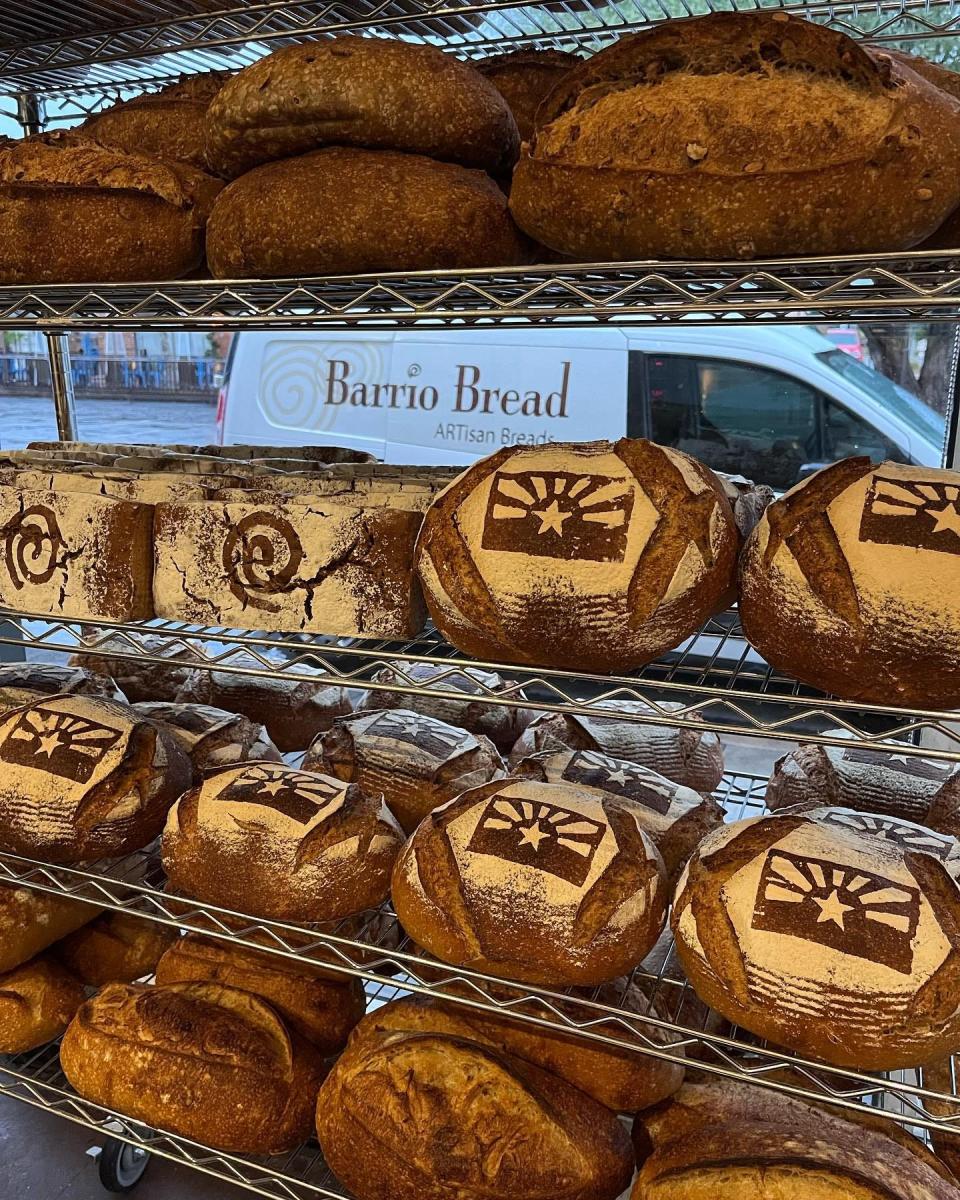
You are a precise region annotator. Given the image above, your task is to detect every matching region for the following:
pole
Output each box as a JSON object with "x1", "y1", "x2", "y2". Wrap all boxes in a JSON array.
[
  {"x1": 15, "y1": 93, "x2": 44, "y2": 137},
  {"x1": 45, "y1": 333, "x2": 78, "y2": 442}
]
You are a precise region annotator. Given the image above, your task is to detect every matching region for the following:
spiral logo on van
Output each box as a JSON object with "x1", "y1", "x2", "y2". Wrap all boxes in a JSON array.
[
  {"x1": 222, "y1": 512, "x2": 304, "y2": 614},
  {"x1": 259, "y1": 341, "x2": 387, "y2": 431},
  {"x1": 5, "y1": 504, "x2": 64, "y2": 590}
]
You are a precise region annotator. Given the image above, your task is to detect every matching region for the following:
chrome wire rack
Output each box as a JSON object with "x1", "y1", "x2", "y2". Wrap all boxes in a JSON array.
[
  {"x1": 2, "y1": 609, "x2": 956, "y2": 759},
  {"x1": 0, "y1": 772, "x2": 956, "y2": 1136}
]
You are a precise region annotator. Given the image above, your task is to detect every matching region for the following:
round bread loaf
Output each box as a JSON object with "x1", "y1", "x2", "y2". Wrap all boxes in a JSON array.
[
  {"x1": 922, "y1": 1054, "x2": 960, "y2": 1176},
  {"x1": 206, "y1": 147, "x2": 530, "y2": 279},
  {"x1": 205, "y1": 37, "x2": 519, "y2": 178},
  {"x1": 515, "y1": 748, "x2": 724, "y2": 881},
  {"x1": 162, "y1": 761, "x2": 403, "y2": 921},
  {"x1": 672, "y1": 812, "x2": 960, "y2": 1069},
  {"x1": 0, "y1": 133, "x2": 222, "y2": 283},
  {"x1": 785, "y1": 804, "x2": 960, "y2": 879},
  {"x1": 133, "y1": 701, "x2": 282, "y2": 777},
  {"x1": 61, "y1": 981, "x2": 327, "y2": 1154},
  {"x1": 0, "y1": 884, "x2": 100, "y2": 973},
  {"x1": 392, "y1": 777, "x2": 667, "y2": 985},
  {"x1": 509, "y1": 701, "x2": 725, "y2": 792},
  {"x1": 416, "y1": 439, "x2": 739, "y2": 673},
  {"x1": 767, "y1": 742, "x2": 960, "y2": 835},
  {"x1": 476, "y1": 49, "x2": 579, "y2": 142},
  {"x1": 0, "y1": 955, "x2": 85, "y2": 1053},
  {"x1": 304, "y1": 709, "x2": 505, "y2": 834},
  {"x1": 155, "y1": 933, "x2": 365, "y2": 1052},
  {"x1": 55, "y1": 911, "x2": 177, "y2": 986},
  {"x1": 510, "y1": 13, "x2": 960, "y2": 260},
  {"x1": 0, "y1": 695, "x2": 192, "y2": 863},
  {"x1": 0, "y1": 662, "x2": 124, "y2": 702},
  {"x1": 70, "y1": 634, "x2": 205, "y2": 703},
  {"x1": 316, "y1": 1025, "x2": 634, "y2": 1200},
  {"x1": 738, "y1": 458, "x2": 960, "y2": 707}
]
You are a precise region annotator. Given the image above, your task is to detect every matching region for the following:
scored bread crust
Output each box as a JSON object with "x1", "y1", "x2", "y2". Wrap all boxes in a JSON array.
[
  {"x1": 476, "y1": 49, "x2": 580, "y2": 142},
  {"x1": 55, "y1": 911, "x2": 177, "y2": 987},
  {"x1": 61, "y1": 981, "x2": 327, "y2": 1154},
  {"x1": 0, "y1": 956, "x2": 84, "y2": 1053},
  {"x1": 0, "y1": 885, "x2": 100, "y2": 974},
  {"x1": 133, "y1": 701, "x2": 283, "y2": 777},
  {"x1": 205, "y1": 37, "x2": 519, "y2": 177},
  {"x1": 510, "y1": 12, "x2": 960, "y2": 260}
]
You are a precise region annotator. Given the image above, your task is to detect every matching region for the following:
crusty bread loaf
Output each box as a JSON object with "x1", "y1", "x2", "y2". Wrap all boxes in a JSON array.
[
  {"x1": 416, "y1": 439, "x2": 739, "y2": 674},
  {"x1": 304, "y1": 709, "x2": 505, "y2": 833},
  {"x1": 393, "y1": 777, "x2": 667, "y2": 985},
  {"x1": 0, "y1": 955, "x2": 84, "y2": 1053},
  {"x1": 510, "y1": 13, "x2": 960, "y2": 260},
  {"x1": 672, "y1": 812, "x2": 960, "y2": 1069},
  {"x1": 174, "y1": 657, "x2": 352, "y2": 752},
  {"x1": 155, "y1": 933, "x2": 365, "y2": 1052},
  {"x1": 515, "y1": 748, "x2": 724, "y2": 880},
  {"x1": 0, "y1": 884, "x2": 101, "y2": 973},
  {"x1": 476, "y1": 49, "x2": 579, "y2": 142},
  {"x1": 355, "y1": 661, "x2": 533, "y2": 752},
  {"x1": 316, "y1": 1025, "x2": 634, "y2": 1200},
  {"x1": 884, "y1": 49, "x2": 960, "y2": 102},
  {"x1": 767, "y1": 742, "x2": 960, "y2": 836},
  {"x1": 61, "y1": 981, "x2": 327, "y2": 1154},
  {"x1": 0, "y1": 695, "x2": 192, "y2": 863},
  {"x1": 70, "y1": 634, "x2": 206, "y2": 704},
  {"x1": 205, "y1": 37, "x2": 519, "y2": 178},
  {"x1": 0, "y1": 132, "x2": 222, "y2": 283},
  {"x1": 739, "y1": 458, "x2": 960, "y2": 707},
  {"x1": 55, "y1": 911, "x2": 176, "y2": 986},
  {"x1": 207, "y1": 147, "x2": 530, "y2": 279},
  {"x1": 510, "y1": 701, "x2": 725, "y2": 792},
  {"x1": 162, "y1": 761, "x2": 403, "y2": 922},
  {"x1": 133, "y1": 701, "x2": 281, "y2": 777},
  {"x1": 922, "y1": 1055, "x2": 960, "y2": 1176},
  {"x1": 785, "y1": 804, "x2": 960, "y2": 879},
  {"x1": 0, "y1": 662, "x2": 124, "y2": 702}
]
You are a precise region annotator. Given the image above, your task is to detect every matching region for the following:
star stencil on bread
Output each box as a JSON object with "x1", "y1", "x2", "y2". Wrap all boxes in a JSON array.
[{"x1": 813, "y1": 888, "x2": 853, "y2": 928}]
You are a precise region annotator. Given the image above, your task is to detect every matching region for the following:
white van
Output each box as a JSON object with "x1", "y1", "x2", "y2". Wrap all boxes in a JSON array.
[{"x1": 216, "y1": 325, "x2": 945, "y2": 490}]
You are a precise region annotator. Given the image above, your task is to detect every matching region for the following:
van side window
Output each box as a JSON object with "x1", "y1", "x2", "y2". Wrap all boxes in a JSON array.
[{"x1": 822, "y1": 396, "x2": 906, "y2": 464}]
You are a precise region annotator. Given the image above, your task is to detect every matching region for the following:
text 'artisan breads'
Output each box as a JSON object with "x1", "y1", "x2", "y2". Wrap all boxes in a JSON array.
[
  {"x1": 316, "y1": 1025, "x2": 634, "y2": 1200},
  {"x1": 61, "y1": 981, "x2": 327, "y2": 1153},
  {"x1": 672, "y1": 812, "x2": 960, "y2": 1069},
  {"x1": 416, "y1": 439, "x2": 739, "y2": 674},
  {"x1": 206, "y1": 147, "x2": 530, "y2": 279},
  {"x1": 393, "y1": 777, "x2": 667, "y2": 985},
  {"x1": 739, "y1": 458, "x2": 960, "y2": 707},
  {"x1": 0, "y1": 956, "x2": 84, "y2": 1053},
  {"x1": 205, "y1": 37, "x2": 519, "y2": 177},
  {"x1": 510, "y1": 12, "x2": 960, "y2": 260}
]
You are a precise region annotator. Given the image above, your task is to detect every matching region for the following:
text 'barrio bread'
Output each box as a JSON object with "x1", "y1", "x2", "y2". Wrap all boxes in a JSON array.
[{"x1": 392, "y1": 777, "x2": 667, "y2": 985}]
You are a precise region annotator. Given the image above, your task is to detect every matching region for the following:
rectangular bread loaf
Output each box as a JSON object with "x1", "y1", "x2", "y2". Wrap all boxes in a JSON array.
[{"x1": 13, "y1": 469, "x2": 210, "y2": 505}]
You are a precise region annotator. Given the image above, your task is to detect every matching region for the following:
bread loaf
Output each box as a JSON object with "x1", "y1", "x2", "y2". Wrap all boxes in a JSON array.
[
  {"x1": 416, "y1": 440, "x2": 739, "y2": 674},
  {"x1": 476, "y1": 49, "x2": 579, "y2": 142},
  {"x1": 510, "y1": 13, "x2": 960, "y2": 260},
  {"x1": 0, "y1": 695, "x2": 192, "y2": 863},
  {"x1": 786, "y1": 804, "x2": 960, "y2": 878},
  {"x1": 767, "y1": 742, "x2": 960, "y2": 835},
  {"x1": 0, "y1": 662, "x2": 124, "y2": 702},
  {"x1": 355, "y1": 661, "x2": 533, "y2": 752},
  {"x1": 922, "y1": 1054, "x2": 960, "y2": 1176},
  {"x1": 155, "y1": 934, "x2": 365, "y2": 1052},
  {"x1": 206, "y1": 147, "x2": 530, "y2": 278},
  {"x1": 672, "y1": 812, "x2": 960, "y2": 1068},
  {"x1": 133, "y1": 701, "x2": 281, "y2": 777},
  {"x1": 0, "y1": 133, "x2": 222, "y2": 283},
  {"x1": 55, "y1": 911, "x2": 176, "y2": 986},
  {"x1": 510, "y1": 701, "x2": 725, "y2": 792},
  {"x1": 205, "y1": 37, "x2": 519, "y2": 178},
  {"x1": 0, "y1": 955, "x2": 84, "y2": 1053},
  {"x1": 70, "y1": 634, "x2": 205, "y2": 704},
  {"x1": 174, "y1": 656, "x2": 352, "y2": 752},
  {"x1": 515, "y1": 748, "x2": 724, "y2": 880},
  {"x1": 60, "y1": 981, "x2": 327, "y2": 1154},
  {"x1": 739, "y1": 459, "x2": 960, "y2": 707},
  {"x1": 0, "y1": 884, "x2": 100, "y2": 973},
  {"x1": 393, "y1": 777, "x2": 667, "y2": 985},
  {"x1": 316, "y1": 1025, "x2": 634, "y2": 1200},
  {"x1": 162, "y1": 761, "x2": 403, "y2": 921},
  {"x1": 304, "y1": 709, "x2": 505, "y2": 833}
]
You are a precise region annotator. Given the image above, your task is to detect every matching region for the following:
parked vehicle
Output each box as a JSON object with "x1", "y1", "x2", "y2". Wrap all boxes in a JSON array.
[{"x1": 217, "y1": 325, "x2": 945, "y2": 488}]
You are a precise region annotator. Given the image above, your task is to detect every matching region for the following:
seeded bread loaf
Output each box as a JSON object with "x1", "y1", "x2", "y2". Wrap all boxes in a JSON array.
[
  {"x1": 0, "y1": 955, "x2": 84, "y2": 1053},
  {"x1": 55, "y1": 911, "x2": 177, "y2": 986},
  {"x1": 476, "y1": 49, "x2": 579, "y2": 142},
  {"x1": 510, "y1": 12, "x2": 960, "y2": 260},
  {"x1": 0, "y1": 884, "x2": 101, "y2": 973},
  {"x1": 134, "y1": 701, "x2": 282, "y2": 777},
  {"x1": 61, "y1": 981, "x2": 327, "y2": 1154},
  {"x1": 304, "y1": 709, "x2": 505, "y2": 833},
  {"x1": 393, "y1": 777, "x2": 667, "y2": 986}
]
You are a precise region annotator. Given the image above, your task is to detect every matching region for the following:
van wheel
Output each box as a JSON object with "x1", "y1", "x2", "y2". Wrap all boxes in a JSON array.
[{"x1": 98, "y1": 1139, "x2": 150, "y2": 1193}]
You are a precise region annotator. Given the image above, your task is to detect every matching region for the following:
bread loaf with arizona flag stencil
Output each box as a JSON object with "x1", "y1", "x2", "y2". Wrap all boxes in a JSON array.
[{"x1": 415, "y1": 439, "x2": 739, "y2": 673}]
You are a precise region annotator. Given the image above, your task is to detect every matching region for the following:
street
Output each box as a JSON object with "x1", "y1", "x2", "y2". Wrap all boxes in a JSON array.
[{"x1": 0, "y1": 394, "x2": 217, "y2": 451}]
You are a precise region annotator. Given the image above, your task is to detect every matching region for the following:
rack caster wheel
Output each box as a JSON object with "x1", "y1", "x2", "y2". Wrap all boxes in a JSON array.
[{"x1": 98, "y1": 1139, "x2": 150, "y2": 1193}]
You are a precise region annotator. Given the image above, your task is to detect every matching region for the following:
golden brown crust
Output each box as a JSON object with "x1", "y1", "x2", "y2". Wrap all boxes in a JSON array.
[
  {"x1": 205, "y1": 37, "x2": 519, "y2": 177},
  {"x1": 133, "y1": 701, "x2": 282, "y2": 777},
  {"x1": 476, "y1": 49, "x2": 580, "y2": 141},
  {"x1": 0, "y1": 884, "x2": 101, "y2": 973},
  {"x1": 0, "y1": 955, "x2": 84, "y2": 1053},
  {"x1": 70, "y1": 634, "x2": 205, "y2": 704},
  {"x1": 61, "y1": 981, "x2": 327, "y2": 1154},
  {"x1": 55, "y1": 911, "x2": 177, "y2": 986},
  {"x1": 206, "y1": 147, "x2": 530, "y2": 279}
]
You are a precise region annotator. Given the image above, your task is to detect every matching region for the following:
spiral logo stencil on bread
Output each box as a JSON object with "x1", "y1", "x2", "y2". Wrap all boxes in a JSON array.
[
  {"x1": 4, "y1": 503, "x2": 63, "y2": 588},
  {"x1": 222, "y1": 511, "x2": 304, "y2": 613}
]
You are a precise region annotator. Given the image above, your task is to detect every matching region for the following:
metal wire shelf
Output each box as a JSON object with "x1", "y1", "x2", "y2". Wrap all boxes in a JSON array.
[
  {"x1": 0, "y1": 772, "x2": 956, "y2": 1137},
  {"x1": 2, "y1": 608, "x2": 957, "y2": 760}
]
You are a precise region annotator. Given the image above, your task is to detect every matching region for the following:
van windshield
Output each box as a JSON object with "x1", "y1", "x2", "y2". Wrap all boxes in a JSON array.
[{"x1": 816, "y1": 349, "x2": 945, "y2": 449}]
